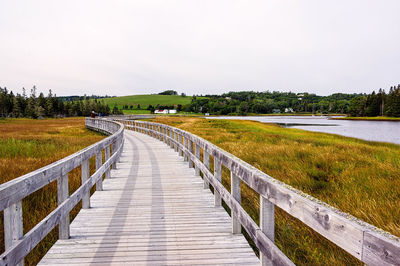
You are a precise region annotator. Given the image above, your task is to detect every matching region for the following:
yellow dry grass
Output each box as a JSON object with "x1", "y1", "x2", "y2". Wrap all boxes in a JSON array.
[
  {"x1": 0, "y1": 117, "x2": 105, "y2": 265},
  {"x1": 153, "y1": 116, "x2": 400, "y2": 265}
]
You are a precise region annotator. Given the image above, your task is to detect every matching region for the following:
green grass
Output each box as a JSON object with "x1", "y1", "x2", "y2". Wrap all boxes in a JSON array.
[
  {"x1": 332, "y1": 116, "x2": 400, "y2": 121},
  {"x1": 154, "y1": 116, "x2": 400, "y2": 266},
  {"x1": 119, "y1": 109, "x2": 152, "y2": 114},
  {"x1": 102, "y1": 94, "x2": 204, "y2": 109}
]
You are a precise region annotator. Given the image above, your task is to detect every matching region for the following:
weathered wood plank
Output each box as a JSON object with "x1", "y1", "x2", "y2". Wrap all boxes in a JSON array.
[
  {"x1": 260, "y1": 195, "x2": 275, "y2": 266},
  {"x1": 214, "y1": 157, "x2": 222, "y2": 206},
  {"x1": 81, "y1": 159, "x2": 90, "y2": 209},
  {"x1": 362, "y1": 230, "x2": 400, "y2": 265},
  {"x1": 195, "y1": 144, "x2": 200, "y2": 176},
  {"x1": 231, "y1": 172, "x2": 241, "y2": 234},
  {"x1": 105, "y1": 145, "x2": 111, "y2": 179},
  {"x1": 203, "y1": 150, "x2": 210, "y2": 189},
  {"x1": 3, "y1": 201, "x2": 23, "y2": 266},
  {"x1": 189, "y1": 139, "x2": 194, "y2": 168},
  {"x1": 38, "y1": 129, "x2": 259, "y2": 266},
  {"x1": 57, "y1": 173, "x2": 70, "y2": 239},
  {"x1": 95, "y1": 151, "x2": 103, "y2": 191}
]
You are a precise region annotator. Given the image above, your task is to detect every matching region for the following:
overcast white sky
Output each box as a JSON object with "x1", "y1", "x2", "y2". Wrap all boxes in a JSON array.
[{"x1": 0, "y1": 0, "x2": 399, "y2": 96}]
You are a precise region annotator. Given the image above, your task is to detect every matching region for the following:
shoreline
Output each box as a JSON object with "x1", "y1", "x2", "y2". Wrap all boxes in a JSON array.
[{"x1": 331, "y1": 116, "x2": 400, "y2": 122}]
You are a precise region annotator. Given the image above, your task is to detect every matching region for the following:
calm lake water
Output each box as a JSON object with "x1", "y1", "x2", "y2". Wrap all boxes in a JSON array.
[{"x1": 207, "y1": 116, "x2": 400, "y2": 145}]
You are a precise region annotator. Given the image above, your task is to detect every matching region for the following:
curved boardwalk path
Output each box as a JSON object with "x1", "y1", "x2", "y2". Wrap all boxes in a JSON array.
[{"x1": 39, "y1": 130, "x2": 259, "y2": 265}]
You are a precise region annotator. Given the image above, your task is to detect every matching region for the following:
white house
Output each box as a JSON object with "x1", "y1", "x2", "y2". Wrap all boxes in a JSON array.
[
  {"x1": 154, "y1": 110, "x2": 168, "y2": 114},
  {"x1": 154, "y1": 109, "x2": 177, "y2": 114}
]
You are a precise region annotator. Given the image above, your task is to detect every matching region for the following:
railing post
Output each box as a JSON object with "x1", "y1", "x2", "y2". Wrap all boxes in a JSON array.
[
  {"x1": 214, "y1": 158, "x2": 222, "y2": 206},
  {"x1": 203, "y1": 150, "x2": 210, "y2": 189},
  {"x1": 195, "y1": 143, "x2": 200, "y2": 176},
  {"x1": 260, "y1": 195, "x2": 275, "y2": 266},
  {"x1": 175, "y1": 133, "x2": 179, "y2": 152},
  {"x1": 96, "y1": 150, "x2": 103, "y2": 191},
  {"x1": 4, "y1": 201, "x2": 23, "y2": 266},
  {"x1": 178, "y1": 134, "x2": 183, "y2": 156},
  {"x1": 183, "y1": 137, "x2": 188, "y2": 161},
  {"x1": 189, "y1": 139, "x2": 194, "y2": 168},
  {"x1": 105, "y1": 145, "x2": 111, "y2": 179},
  {"x1": 170, "y1": 130, "x2": 173, "y2": 147},
  {"x1": 172, "y1": 131, "x2": 176, "y2": 150},
  {"x1": 57, "y1": 173, "x2": 70, "y2": 239},
  {"x1": 112, "y1": 141, "x2": 117, "y2": 169},
  {"x1": 231, "y1": 172, "x2": 241, "y2": 234},
  {"x1": 81, "y1": 159, "x2": 90, "y2": 208},
  {"x1": 168, "y1": 129, "x2": 171, "y2": 147}
]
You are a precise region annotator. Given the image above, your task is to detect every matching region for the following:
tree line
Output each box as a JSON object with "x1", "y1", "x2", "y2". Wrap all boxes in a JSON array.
[
  {"x1": 179, "y1": 86, "x2": 400, "y2": 117},
  {"x1": 182, "y1": 91, "x2": 360, "y2": 115},
  {"x1": 0, "y1": 86, "x2": 120, "y2": 118},
  {"x1": 347, "y1": 85, "x2": 400, "y2": 117}
]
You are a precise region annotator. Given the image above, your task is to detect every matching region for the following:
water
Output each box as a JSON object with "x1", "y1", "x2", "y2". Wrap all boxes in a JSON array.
[{"x1": 207, "y1": 116, "x2": 400, "y2": 145}]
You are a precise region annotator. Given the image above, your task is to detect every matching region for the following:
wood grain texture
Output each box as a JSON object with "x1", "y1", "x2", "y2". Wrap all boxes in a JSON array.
[
  {"x1": 213, "y1": 158, "x2": 222, "y2": 207},
  {"x1": 38, "y1": 129, "x2": 259, "y2": 266},
  {"x1": 3, "y1": 201, "x2": 23, "y2": 266},
  {"x1": 203, "y1": 150, "x2": 210, "y2": 189},
  {"x1": 81, "y1": 159, "x2": 90, "y2": 209},
  {"x1": 57, "y1": 174, "x2": 70, "y2": 240},
  {"x1": 195, "y1": 144, "x2": 200, "y2": 176},
  {"x1": 231, "y1": 172, "x2": 241, "y2": 234},
  {"x1": 95, "y1": 151, "x2": 103, "y2": 191}
]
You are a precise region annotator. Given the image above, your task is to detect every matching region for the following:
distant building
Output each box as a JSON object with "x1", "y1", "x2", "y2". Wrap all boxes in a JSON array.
[
  {"x1": 154, "y1": 110, "x2": 168, "y2": 114},
  {"x1": 154, "y1": 109, "x2": 177, "y2": 114}
]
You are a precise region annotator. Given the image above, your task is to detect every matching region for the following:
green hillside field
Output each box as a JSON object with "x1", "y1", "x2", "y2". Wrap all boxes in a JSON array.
[{"x1": 102, "y1": 94, "x2": 198, "y2": 109}]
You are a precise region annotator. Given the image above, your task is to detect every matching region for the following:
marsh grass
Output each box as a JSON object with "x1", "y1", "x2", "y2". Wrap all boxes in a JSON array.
[
  {"x1": 332, "y1": 116, "x2": 400, "y2": 121},
  {"x1": 0, "y1": 118, "x2": 105, "y2": 265},
  {"x1": 154, "y1": 116, "x2": 400, "y2": 265}
]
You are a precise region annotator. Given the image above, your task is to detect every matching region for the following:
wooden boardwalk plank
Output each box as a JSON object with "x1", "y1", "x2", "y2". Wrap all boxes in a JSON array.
[{"x1": 39, "y1": 130, "x2": 259, "y2": 265}]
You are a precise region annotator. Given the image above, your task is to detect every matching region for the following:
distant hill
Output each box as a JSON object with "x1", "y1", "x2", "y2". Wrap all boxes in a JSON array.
[
  {"x1": 101, "y1": 94, "x2": 206, "y2": 114},
  {"x1": 102, "y1": 94, "x2": 196, "y2": 108}
]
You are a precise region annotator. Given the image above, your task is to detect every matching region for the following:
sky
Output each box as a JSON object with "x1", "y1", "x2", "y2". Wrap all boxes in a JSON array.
[{"x1": 0, "y1": 0, "x2": 399, "y2": 97}]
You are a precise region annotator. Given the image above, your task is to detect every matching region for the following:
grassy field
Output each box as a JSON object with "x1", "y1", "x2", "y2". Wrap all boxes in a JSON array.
[
  {"x1": 152, "y1": 116, "x2": 400, "y2": 265},
  {"x1": 332, "y1": 116, "x2": 400, "y2": 121},
  {"x1": 102, "y1": 94, "x2": 201, "y2": 109},
  {"x1": 0, "y1": 118, "x2": 105, "y2": 265},
  {"x1": 119, "y1": 109, "x2": 152, "y2": 114}
]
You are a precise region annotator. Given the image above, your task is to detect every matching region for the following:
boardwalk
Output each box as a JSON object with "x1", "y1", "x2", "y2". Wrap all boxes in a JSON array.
[{"x1": 39, "y1": 130, "x2": 259, "y2": 265}]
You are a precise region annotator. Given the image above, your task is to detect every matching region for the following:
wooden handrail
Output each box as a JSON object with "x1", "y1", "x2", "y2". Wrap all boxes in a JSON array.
[
  {"x1": 0, "y1": 118, "x2": 124, "y2": 266},
  {"x1": 120, "y1": 119, "x2": 400, "y2": 266}
]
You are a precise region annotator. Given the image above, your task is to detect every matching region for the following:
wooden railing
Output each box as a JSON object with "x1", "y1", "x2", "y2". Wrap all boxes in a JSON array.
[
  {"x1": 119, "y1": 119, "x2": 400, "y2": 266},
  {"x1": 0, "y1": 118, "x2": 124, "y2": 266}
]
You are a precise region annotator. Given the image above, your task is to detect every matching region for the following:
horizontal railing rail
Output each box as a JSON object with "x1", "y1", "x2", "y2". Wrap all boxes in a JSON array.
[
  {"x1": 0, "y1": 118, "x2": 124, "y2": 266},
  {"x1": 119, "y1": 119, "x2": 400, "y2": 266}
]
